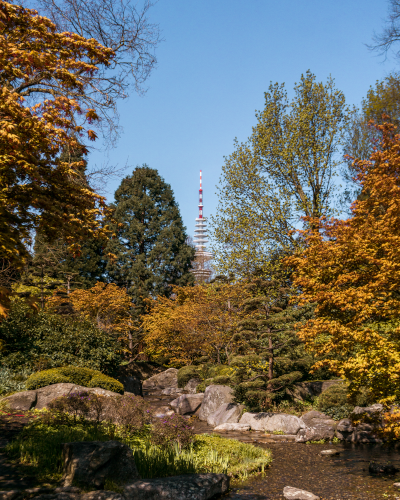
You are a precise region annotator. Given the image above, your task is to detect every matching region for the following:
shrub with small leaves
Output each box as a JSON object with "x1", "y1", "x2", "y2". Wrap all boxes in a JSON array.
[
  {"x1": 109, "y1": 395, "x2": 153, "y2": 437},
  {"x1": 151, "y1": 414, "x2": 195, "y2": 450}
]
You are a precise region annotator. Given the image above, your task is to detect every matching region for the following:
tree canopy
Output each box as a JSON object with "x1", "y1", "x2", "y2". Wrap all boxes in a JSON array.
[{"x1": 211, "y1": 70, "x2": 350, "y2": 278}]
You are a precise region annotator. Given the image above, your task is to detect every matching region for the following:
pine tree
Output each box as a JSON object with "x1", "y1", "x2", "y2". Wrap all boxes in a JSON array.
[{"x1": 106, "y1": 166, "x2": 195, "y2": 352}]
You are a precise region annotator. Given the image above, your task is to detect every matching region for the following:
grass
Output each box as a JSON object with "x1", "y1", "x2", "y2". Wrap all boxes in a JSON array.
[{"x1": 5, "y1": 418, "x2": 272, "y2": 484}]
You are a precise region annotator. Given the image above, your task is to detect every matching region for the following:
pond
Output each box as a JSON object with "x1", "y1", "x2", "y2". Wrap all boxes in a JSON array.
[{"x1": 226, "y1": 441, "x2": 400, "y2": 499}]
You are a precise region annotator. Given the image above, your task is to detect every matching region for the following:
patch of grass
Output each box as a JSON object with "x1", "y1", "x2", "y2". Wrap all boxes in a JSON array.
[
  {"x1": 306, "y1": 439, "x2": 326, "y2": 444},
  {"x1": 271, "y1": 430, "x2": 285, "y2": 435},
  {"x1": 6, "y1": 419, "x2": 272, "y2": 484}
]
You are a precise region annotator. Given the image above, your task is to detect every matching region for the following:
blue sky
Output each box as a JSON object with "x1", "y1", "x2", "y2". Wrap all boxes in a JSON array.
[{"x1": 89, "y1": 0, "x2": 396, "y2": 240}]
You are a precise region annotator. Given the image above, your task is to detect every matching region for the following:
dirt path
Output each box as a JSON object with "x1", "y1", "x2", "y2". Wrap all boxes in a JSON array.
[{"x1": 0, "y1": 412, "x2": 36, "y2": 489}]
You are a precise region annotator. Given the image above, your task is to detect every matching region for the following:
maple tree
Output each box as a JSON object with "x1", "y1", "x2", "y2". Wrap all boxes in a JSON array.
[
  {"x1": 48, "y1": 282, "x2": 132, "y2": 351},
  {"x1": 143, "y1": 282, "x2": 252, "y2": 366},
  {"x1": 287, "y1": 120, "x2": 400, "y2": 404},
  {"x1": 0, "y1": 1, "x2": 114, "y2": 270}
]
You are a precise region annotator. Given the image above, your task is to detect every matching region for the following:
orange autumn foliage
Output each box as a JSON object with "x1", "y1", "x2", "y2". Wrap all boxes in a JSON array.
[
  {"x1": 0, "y1": 1, "x2": 114, "y2": 267},
  {"x1": 287, "y1": 121, "x2": 400, "y2": 403},
  {"x1": 143, "y1": 282, "x2": 252, "y2": 366},
  {"x1": 48, "y1": 282, "x2": 132, "y2": 348}
]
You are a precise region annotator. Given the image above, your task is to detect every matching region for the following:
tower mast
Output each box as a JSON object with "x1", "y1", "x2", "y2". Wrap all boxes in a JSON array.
[{"x1": 192, "y1": 170, "x2": 212, "y2": 281}]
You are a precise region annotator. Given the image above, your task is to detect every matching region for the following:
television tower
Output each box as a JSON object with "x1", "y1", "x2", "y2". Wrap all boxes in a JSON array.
[{"x1": 192, "y1": 170, "x2": 213, "y2": 282}]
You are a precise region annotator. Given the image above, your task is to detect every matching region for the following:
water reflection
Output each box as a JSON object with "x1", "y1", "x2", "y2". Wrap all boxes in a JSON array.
[{"x1": 226, "y1": 442, "x2": 400, "y2": 499}]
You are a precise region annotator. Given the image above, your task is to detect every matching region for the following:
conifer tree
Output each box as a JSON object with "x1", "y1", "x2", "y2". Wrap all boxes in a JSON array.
[{"x1": 106, "y1": 166, "x2": 195, "y2": 352}]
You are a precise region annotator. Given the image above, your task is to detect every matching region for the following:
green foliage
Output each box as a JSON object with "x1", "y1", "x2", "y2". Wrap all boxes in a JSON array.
[
  {"x1": 150, "y1": 414, "x2": 195, "y2": 449},
  {"x1": 106, "y1": 166, "x2": 195, "y2": 316},
  {"x1": 211, "y1": 70, "x2": 350, "y2": 277},
  {"x1": 6, "y1": 418, "x2": 271, "y2": 483},
  {"x1": 177, "y1": 366, "x2": 200, "y2": 388},
  {"x1": 0, "y1": 366, "x2": 33, "y2": 396},
  {"x1": 26, "y1": 366, "x2": 124, "y2": 394},
  {"x1": 0, "y1": 301, "x2": 122, "y2": 375},
  {"x1": 316, "y1": 384, "x2": 354, "y2": 420}
]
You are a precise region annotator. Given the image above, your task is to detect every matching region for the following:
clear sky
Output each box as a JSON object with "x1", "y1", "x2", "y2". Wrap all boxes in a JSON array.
[{"x1": 89, "y1": 0, "x2": 396, "y2": 241}]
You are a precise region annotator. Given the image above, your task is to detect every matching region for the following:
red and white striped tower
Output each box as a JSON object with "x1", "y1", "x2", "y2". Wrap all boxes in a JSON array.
[{"x1": 193, "y1": 171, "x2": 213, "y2": 282}]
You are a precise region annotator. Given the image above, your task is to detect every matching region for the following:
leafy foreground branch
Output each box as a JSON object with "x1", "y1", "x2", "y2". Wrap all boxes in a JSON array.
[{"x1": 5, "y1": 394, "x2": 271, "y2": 486}]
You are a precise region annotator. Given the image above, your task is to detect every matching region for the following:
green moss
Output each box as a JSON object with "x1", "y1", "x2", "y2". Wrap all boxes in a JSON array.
[{"x1": 26, "y1": 366, "x2": 124, "y2": 394}]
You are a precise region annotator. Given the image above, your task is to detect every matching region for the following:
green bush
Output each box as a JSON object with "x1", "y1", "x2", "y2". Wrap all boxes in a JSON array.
[
  {"x1": 0, "y1": 301, "x2": 122, "y2": 375},
  {"x1": 177, "y1": 366, "x2": 200, "y2": 388},
  {"x1": 26, "y1": 366, "x2": 124, "y2": 394},
  {"x1": 316, "y1": 383, "x2": 348, "y2": 413},
  {"x1": 0, "y1": 366, "x2": 33, "y2": 396},
  {"x1": 212, "y1": 375, "x2": 231, "y2": 385},
  {"x1": 230, "y1": 355, "x2": 261, "y2": 368}
]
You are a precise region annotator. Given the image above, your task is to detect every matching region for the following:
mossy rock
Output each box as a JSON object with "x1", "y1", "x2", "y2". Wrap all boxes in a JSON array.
[
  {"x1": 177, "y1": 366, "x2": 200, "y2": 388},
  {"x1": 26, "y1": 365, "x2": 124, "y2": 394}
]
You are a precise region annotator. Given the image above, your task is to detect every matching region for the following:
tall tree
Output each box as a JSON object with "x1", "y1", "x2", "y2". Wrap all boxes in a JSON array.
[
  {"x1": 211, "y1": 70, "x2": 351, "y2": 278},
  {"x1": 288, "y1": 121, "x2": 400, "y2": 404},
  {"x1": 0, "y1": 1, "x2": 113, "y2": 269},
  {"x1": 106, "y1": 166, "x2": 195, "y2": 353}
]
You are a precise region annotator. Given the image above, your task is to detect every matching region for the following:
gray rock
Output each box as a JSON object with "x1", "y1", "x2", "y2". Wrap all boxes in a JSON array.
[
  {"x1": 393, "y1": 482, "x2": 400, "y2": 489},
  {"x1": 197, "y1": 385, "x2": 234, "y2": 421},
  {"x1": 320, "y1": 449, "x2": 340, "y2": 456},
  {"x1": 184, "y1": 378, "x2": 201, "y2": 394},
  {"x1": 81, "y1": 492, "x2": 125, "y2": 500},
  {"x1": 283, "y1": 486, "x2": 320, "y2": 500},
  {"x1": 62, "y1": 440, "x2": 140, "y2": 489},
  {"x1": 239, "y1": 412, "x2": 304, "y2": 434},
  {"x1": 162, "y1": 387, "x2": 184, "y2": 396},
  {"x1": 124, "y1": 473, "x2": 229, "y2": 500},
  {"x1": 296, "y1": 411, "x2": 336, "y2": 443},
  {"x1": 207, "y1": 403, "x2": 243, "y2": 427},
  {"x1": 36, "y1": 383, "x2": 78, "y2": 409},
  {"x1": 213, "y1": 423, "x2": 251, "y2": 432},
  {"x1": 170, "y1": 394, "x2": 204, "y2": 415},
  {"x1": 3, "y1": 390, "x2": 37, "y2": 411},
  {"x1": 352, "y1": 422, "x2": 383, "y2": 443},
  {"x1": 352, "y1": 404, "x2": 383, "y2": 416},
  {"x1": 336, "y1": 418, "x2": 354, "y2": 441},
  {"x1": 142, "y1": 368, "x2": 178, "y2": 391},
  {"x1": 153, "y1": 406, "x2": 175, "y2": 418}
]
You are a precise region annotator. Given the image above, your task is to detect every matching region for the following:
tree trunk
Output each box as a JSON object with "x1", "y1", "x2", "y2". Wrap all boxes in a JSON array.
[{"x1": 268, "y1": 335, "x2": 273, "y2": 380}]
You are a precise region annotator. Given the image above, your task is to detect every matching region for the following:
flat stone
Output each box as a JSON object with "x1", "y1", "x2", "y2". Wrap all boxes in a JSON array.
[
  {"x1": 283, "y1": 486, "x2": 320, "y2": 500},
  {"x1": 3, "y1": 390, "x2": 37, "y2": 411},
  {"x1": 197, "y1": 385, "x2": 234, "y2": 421},
  {"x1": 142, "y1": 368, "x2": 178, "y2": 391},
  {"x1": 184, "y1": 378, "x2": 201, "y2": 394},
  {"x1": 352, "y1": 404, "x2": 383, "y2": 416},
  {"x1": 170, "y1": 394, "x2": 204, "y2": 415},
  {"x1": 62, "y1": 440, "x2": 140, "y2": 489},
  {"x1": 239, "y1": 412, "x2": 304, "y2": 434},
  {"x1": 207, "y1": 403, "x2": 243, "y2": 427},
  {"x1": 393, "y1": 482, "x2": 400, "y2": 489},
  {"x1": 124, "y1": 473, "x2": 229, "y2": 500},
  {"x1": 213, "y1": 423, "x2": 251, "y2": 432},
  {"x1": 320, "y1": 449, "x2": 340, "y2": 456}
]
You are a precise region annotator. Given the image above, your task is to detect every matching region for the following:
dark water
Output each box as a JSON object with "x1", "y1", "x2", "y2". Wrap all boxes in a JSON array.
[{"x1": 226, "y1": 442, "x2": 400, "y2": 500}]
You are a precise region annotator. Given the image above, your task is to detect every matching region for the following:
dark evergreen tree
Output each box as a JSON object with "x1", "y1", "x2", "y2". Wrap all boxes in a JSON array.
[{"x1": 106, "y1": 165, "x2": 195, "y2": 314}]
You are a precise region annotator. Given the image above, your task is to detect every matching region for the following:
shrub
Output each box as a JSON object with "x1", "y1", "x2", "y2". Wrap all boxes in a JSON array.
[
  {"x1": 0, "y1": 366, "x2": 33, "y2": 396},
  {"x1": 151, "y1": 413, "x2": 195, "y2": 450},
  {"x1": 26, "y1": 366, "x2": 124, "y2": 394},
  {"x1": 0, "y1": 301, "x2": 122, "y2": 375},
  {"x1": 177, "y1": 366, "x2": 200, "y2": 388},
  {"x1": 316, "y1": 383, "x2": 348, "y2": 412},
  {"x1": 109, "y1": 395, "x2": 153, "y2": 435}
]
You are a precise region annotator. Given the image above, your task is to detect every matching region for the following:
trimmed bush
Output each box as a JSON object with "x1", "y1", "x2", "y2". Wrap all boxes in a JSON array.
[
  {"x1": 177, "y1": 366, "x2": 200, "y2": 388},
  {"x1": 316, "y1": 383, "x2": 348, "y2": 412},
  {"x1": 26, "y1": 366, "x2": 124, "y2": 394}
]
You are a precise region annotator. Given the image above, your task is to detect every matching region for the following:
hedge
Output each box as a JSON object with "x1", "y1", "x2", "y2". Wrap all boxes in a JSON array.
[{"x1": 26, "y1": 365, "x2": 124, "y2": 394}]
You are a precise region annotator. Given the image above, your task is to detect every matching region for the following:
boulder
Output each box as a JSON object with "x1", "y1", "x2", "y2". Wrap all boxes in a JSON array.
[
  {"x1": 239, "y1": 412, "x2": 303, "y2": 434},
  {"x1": 184, "y1": 378, "x2": 201, "y2": 394},
  {"x1": 123, "y1": 473, "x2": 230, "y2": 500},
  {"x1": 142, "y1": 368, "x2": 178, "y2": 391},
  {"x1": 197, "y1": 385, "x2": 234, "y2": 421},
  {"x1": 2, "y1": 390, "x2": 37, "y2": 411},
  {"x1": 207, "y1": 403, "x2": 244, "y2": 427},
  {"x1": 213, "y1": 423, "x2": 251, "y2": 432},
  {"x1": 35, "y1": 383, "x2": 78, "y2": 409},
  {"x1": 320, "y1": 449, "x2": 340, "y2": 456},
  {"x1": 283, "y1": 486, "x2": 320, "y2": 500},
  {"x1": 296, "y1": 411, "x2": 336, "y2": 443},
  {"x1": 62, "y1": 441, "x2": 140, "y2": 489},
  {"x1": 352, "y1": 422, "x2": 383, "y2": 443},
  {"x1": 336, "y1": 418, "x2": 354, "y2": 442},
  {"x1": 170, "y1": 394, "x2": 204, "y2": 415},
  {"x1": 162, "y1": 387, "x2": 184, "y2": 396}
]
